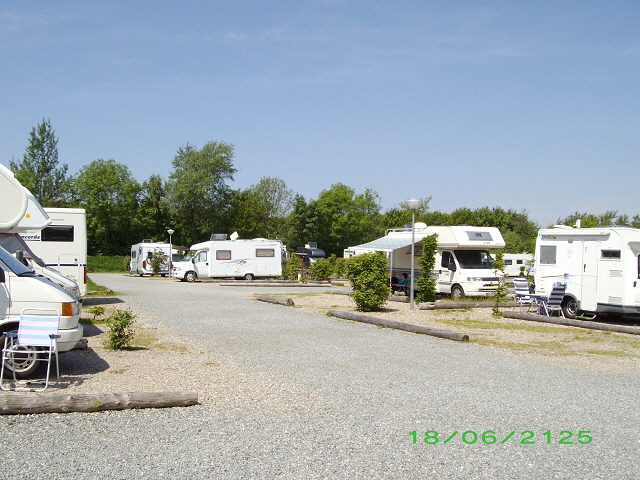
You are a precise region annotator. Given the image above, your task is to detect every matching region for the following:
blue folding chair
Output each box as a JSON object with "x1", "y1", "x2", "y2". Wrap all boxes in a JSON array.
[
  {"x1": 513, "y1": 278, "x2": 533, "y2": 312},
  {"x1": 1, "y1": 308, "x2": 61, "y2": 392},
  {"x1": 539, "y1": 283, "x2": 567, "y2": 318}
]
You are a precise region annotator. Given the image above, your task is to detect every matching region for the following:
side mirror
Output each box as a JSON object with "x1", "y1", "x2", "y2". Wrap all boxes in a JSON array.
[
  {"x1": 0, "y1": 267, "x2": 5, "y2": 283},
  {"x1": 191, "y1": 257, "x2": 195, "y2": 264},
  {"x1": 448, "y1": 262, "x2": 457, "y2": 272}
]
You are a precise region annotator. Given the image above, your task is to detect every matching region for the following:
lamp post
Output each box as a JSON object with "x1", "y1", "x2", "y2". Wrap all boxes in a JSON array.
[
  {"x1": 167, "y1": 229, "x2": 174, "y2": 277},
  {"x1": 405, "y1": 198, "x2": 422, "y2": 310}
]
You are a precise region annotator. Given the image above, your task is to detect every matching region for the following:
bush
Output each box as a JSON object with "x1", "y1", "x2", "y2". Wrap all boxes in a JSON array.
[
  {"x1": 492, "y1": 251, "x2": 508, "y2": 317},
  {"x1": 346, "y1": 252, "x2": 389, "y2": 312},
  {"x1": 104, "y1": 308, "x2": 137, "y2": 349},
  {"x1": 282, "y1": 256, "x2": 302, "y2": 280},
  {"x1": 150, "y1": 250, "x2": 165, "y2": 276},
  {"x1": 416, "y1": 235, "x2": 438, "y2": 303},
  {"x1": 309, "y1": 257, "x2": 333, "y2": 281},
  {"x1": 333, "y1": 256, "x2": 348, "y2": 278},
  {"x1": 88, "y1": 255, "x2": 129, "y2": 273}
]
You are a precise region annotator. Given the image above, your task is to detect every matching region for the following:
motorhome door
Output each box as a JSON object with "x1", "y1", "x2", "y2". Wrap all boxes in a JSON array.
[
  {"x1": 580, "y1": 241, "x2": 598, "y2": 312},
  {"x1": 193, "y1": 250, "x2": 209, "y2": 277}
]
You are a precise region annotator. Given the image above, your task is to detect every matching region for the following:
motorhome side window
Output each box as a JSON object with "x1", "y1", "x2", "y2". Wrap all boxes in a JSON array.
[
  {"x1": 539, "y1": 245, "x2": 556, "y2": 265},
  {"x1": 216, "y1": 250, "x2": 231, "y2": 260},
  {"x1": 505, "y1": 259, "x2": 513, "y2": 265},
  {"x1": 256, "y1": 249, "x2": 275, "y2": 257},
  {"x1": 41, "y1": 225, "x2": 74, "y2": 242},
  {"x1": 196, "y1": 251, "x2": 208, "y2": 262},
  {"x1": 441, "y1": 251, "x2": 452, "y2": 269},
  {"x1": 601, "y1": 250, "x2": 621, "y2": 259}
]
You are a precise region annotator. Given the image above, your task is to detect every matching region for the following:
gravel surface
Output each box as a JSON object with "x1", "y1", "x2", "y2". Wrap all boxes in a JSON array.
[{"x1": 1, "y1": 273, "x2": 639, "y2": 479}]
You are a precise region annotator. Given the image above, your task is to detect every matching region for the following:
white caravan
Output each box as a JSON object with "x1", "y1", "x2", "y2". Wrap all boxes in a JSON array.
[
  {"x1": 0, "y1": 164, "x2": 83, "y2": 377},
  {"x1": 22, "y1": 208, "x2": 88, "y2": 296},
  {"x1": 534, "y1": 225, "x2": 640, "y2": 318},
  {"x1": 130, "y1": 240, "x2": 171, "y2": 276},
  {"x1": 345, "y1": 223, "x2": 506, "y2": 298},
  {"x1": 172, "y1": 234, "x2": 283, "y2": 282},
  {"x1": 502, "y1": 253, "x2": 534, "y2": 277}
]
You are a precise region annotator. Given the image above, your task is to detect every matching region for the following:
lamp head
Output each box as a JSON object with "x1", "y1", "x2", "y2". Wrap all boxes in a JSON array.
[{"x1": 405, "y1": 198, "x2": 422, "y2": 211}]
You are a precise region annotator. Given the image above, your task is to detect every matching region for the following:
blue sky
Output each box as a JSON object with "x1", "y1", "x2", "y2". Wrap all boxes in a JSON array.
[{"x1": 2, "y1": 1, "x2": 639, "y2": 227}]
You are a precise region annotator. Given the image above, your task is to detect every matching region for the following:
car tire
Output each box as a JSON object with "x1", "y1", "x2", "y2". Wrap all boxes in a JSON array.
[
  {"x1": 451, "y1": 285, "x2": 465, "y2": 299},
  {"x1": 185, "y1": 271, "x2": 197, "y2": 283},
  {"x1": 244, "y1": 273, "x2": 254, "y2": 281},
  {"x1": 561, "y1": 296, "x2": 579, "y2": 319}
]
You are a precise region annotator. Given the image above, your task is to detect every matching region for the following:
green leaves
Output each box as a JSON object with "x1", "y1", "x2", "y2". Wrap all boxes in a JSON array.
[{"x1": 346, "y1": 252, "x2": 389, "y2": 312}]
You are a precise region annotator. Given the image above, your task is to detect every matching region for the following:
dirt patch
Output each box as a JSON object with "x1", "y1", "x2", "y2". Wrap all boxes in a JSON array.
[{"x1": 278, "y1": 291, "x2": 640, "y2": 372}]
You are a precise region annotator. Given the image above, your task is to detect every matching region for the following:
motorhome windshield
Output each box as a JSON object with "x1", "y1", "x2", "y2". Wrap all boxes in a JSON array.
[
  {"x1": 0, "y1": 246, "x2": 36, "y2": 276},
  {"x1": 453, "y1": 250, "x2": 494, "y2": 269}
]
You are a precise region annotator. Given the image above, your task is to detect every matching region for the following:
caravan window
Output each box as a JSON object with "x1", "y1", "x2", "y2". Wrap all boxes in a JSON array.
[
  {"x1": 41, "y1": 226, "x2": 74, "y2": 242},
  {"x1": 216, "y1": 250, "x2": 231, "y2": 260},
  {"x1": 466, "y1": 231, "x2": 493, "y2": 241},
  {"x1": 454, "y1": 250, "x2": 493, "y2": 269},
  {"x1": 540, "y1": 246, "x2": 556, "y2": 265},
  {"x1": 441, "y1": 251, "x2": 452, "y2": 269},
  {"x1": 601, "y1": 250, "x2": 621, "y2": 259},
  {"x1": 256, "y1": 248, "x2": 275, "y2": 257},
  {"x1": 505, "y1": 259, "x2": 513, "y2": 266},
  {"x1": 195, "y1": 251, "x2": 208, "y2": 262}
]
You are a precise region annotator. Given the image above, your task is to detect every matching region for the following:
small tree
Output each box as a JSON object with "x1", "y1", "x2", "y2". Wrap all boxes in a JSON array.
[
  {"x1": 416, "y1": 235, "x2": 438, "y2": 303},
  {"x1": 282, "y1": 255, "x2": 302, "y2": 280},
  {"x1": 346, "y1": 252, "x2": 389, "y2": 312},
  {"x1": 309, "y1": 257, "x2": 333, "y2": 281},
  {"x1": 150, "y1": 250, "x2": 165, "y2": 276},
  {"x1": 104, "y1": 308, "x2": 137, "y2": 349},
  {"x1": 492, "y1": 251, "x2": 508, "y2": 317}
]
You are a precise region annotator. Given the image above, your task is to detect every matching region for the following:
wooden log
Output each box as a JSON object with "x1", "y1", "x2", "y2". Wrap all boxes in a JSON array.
[
  {"x1": 502, "y1": 311, "x2": 640, "y2": 335},
  {"x1": 388, "y1": 295, "x2": 409, "y2": 303},
  {"x1": 0, "y1": 391, "x2": 198, "y2": 415},
  {"x1": 256, "y1": 295, "x2": 295, "y2": 306},
  {"x1": 327, "y1": 309, "x2": 469, "y2": 342}
]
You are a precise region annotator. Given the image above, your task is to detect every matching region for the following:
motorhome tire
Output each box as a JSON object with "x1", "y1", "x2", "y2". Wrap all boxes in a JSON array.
[
  {"x1": 244, "y1": 273, "x2": 254, "y2": 281},
  {"x1": 138, "y1": 269, "x2": 144, "y2": 277},
  {"x1": 0, "y1": 332, "x2": 41, "y2": 378},
  {"x1": 185, "y1": 271, "x2": 197, "y2": 282},
  {"x1": 451, "y1": 285, "x2": 465, "y2": 299},
  {"x1": 561, "y1": 297, "x2": 579, "y2": 319}
]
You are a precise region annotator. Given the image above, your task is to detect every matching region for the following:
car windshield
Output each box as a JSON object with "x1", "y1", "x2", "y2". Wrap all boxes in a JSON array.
[
  {"x1": 453, "y1": 250, "x2": 494, "y2": 269},
  {"x1": 0, "y1": 245, "x2": 37, "y2": 276}
]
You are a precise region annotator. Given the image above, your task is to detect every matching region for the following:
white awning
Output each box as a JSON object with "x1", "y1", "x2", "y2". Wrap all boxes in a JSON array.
[{"x1": 350, "y1": 238, "x2": 419, "y2": 252}]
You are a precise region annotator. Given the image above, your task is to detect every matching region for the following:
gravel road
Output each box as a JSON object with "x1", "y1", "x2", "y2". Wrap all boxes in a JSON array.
[{"x1": 1, "y1": 273, "x2": 639, "y2": 479}]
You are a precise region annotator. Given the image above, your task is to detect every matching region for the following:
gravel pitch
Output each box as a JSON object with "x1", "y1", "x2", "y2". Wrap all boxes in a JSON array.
[{"x1": 1, "y1": 273, "x2": 639, "y2": 479}]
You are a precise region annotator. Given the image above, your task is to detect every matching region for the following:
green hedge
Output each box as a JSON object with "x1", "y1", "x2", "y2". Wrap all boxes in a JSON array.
[{"x1": 88, "y1": 255, "x2": 129, "y2": 273}]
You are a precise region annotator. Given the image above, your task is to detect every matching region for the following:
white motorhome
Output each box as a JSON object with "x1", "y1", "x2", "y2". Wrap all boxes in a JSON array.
[
  {"x1": 0, "y1": 164, "x2": 83, "y2": 377},
  {"x1": 22, "y1": 208, "x2": 88, "y2": 296},
  {"x1": 534, "y1": 225, "x2": 640, "y2": 318},
  {"x1": 130, "y1": 240, "x2": 171, "y2": 276},
  {"x1": 345, "y1": 223, "x2": 506, "y2": 298},
  {"x1": 172, "y1": 234, "x2": 283, "y2": 282},
  {"x1": 502, "y1": 253, "x2": 534, "y2": 277}
]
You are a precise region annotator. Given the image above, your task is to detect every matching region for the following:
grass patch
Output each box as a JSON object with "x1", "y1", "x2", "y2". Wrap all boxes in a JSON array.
[
  {"x1": 584, "y1": 349, "x2": 634, "y2": 357},
  {"x1": 437, "y1": 317, "x2": 562, "y2": 333},
  {"x1": 86, "y1": 277, "x2": 116, "y2": 296},
  {"x1": 155, "y1": 343, "x2": 189, "y2": 353},
  {"x1": 473, "y1": 337, "x2": 577, "y2": 355}
]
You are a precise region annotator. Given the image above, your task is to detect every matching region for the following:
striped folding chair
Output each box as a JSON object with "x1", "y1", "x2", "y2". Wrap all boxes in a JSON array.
[
  {"x1": 512, "y1": 278, "x2": 533, "y2": 312},
  {"x1": 540, "y1": 283, "x2": 567, "y2": 318},
  {"x1": 1, "y1": 308, "x2": 61, "y2": 392}
]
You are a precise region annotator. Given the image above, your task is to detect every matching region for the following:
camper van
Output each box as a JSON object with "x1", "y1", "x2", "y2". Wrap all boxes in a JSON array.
[
  {"x1": 345, "y1": 223, "x2": 506, "y2": 298},
  {"x1": 22, "y1": 208, "x2": 87, "y2": 296},
  {"x1": 534, "y1": 225, "x2": 640, "y2": 318},
  {"x1": 0, "y1": 164, "x2": 83, "y2": 377},
  {"x1": 502, "y1": 253, "x2": 534, "y2": 277},
  {"x1": 130, "y1": 240, "x2": 171, "y2": 276},
  {"x1": 172, "y1": 234, "x2": 283, "y2": 282}
]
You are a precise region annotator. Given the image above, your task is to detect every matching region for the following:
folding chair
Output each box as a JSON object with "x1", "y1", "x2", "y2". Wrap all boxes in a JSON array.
[
  {"x1": 512, "y1": 278, "x2": 533, "y2": 312},
  {"x1": 1, "y1": 308, "x2": 61, "y2": 392},
  {"x1": 540, "y1": 283, "x2": 567, "y2": 318}
]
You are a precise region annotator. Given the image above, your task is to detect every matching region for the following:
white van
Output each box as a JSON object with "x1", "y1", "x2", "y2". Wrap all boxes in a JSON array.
[
  {"x1": 172, "y1": 234, "x2": 283, "y2": 282},
  {"x1": 22, "y1": 208, "x2": 88, "y2": 296},
  {"x1": 534, "y1": 225, "x2": 640, "y2": 318},
  {"x1": 345, "y1": 223, "x2": 506, "y2": 298},
  {"x1": 130, "y1": 240, "x2": 171, "y2": 276}
]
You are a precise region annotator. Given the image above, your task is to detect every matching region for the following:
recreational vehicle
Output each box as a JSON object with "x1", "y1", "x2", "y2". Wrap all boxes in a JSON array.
[
  {"x1": 0, "y1": 164, "x2": 83, "y2": 377},
  {"x1": 22, "y1": 208, "x2": 88, "y2": 296},
  {"x1": 345, "y1": 223, "x2": 506, "y2": 298},
  {"x1": 534, "y1": 225, "x2": 640, "y2": 318},
  {"x1": 130, "y1": 240, "x2": 171, "y2": 276},
  {"x1": 172, "y1": 234, "x2": 283, "y2": 282},
  {"x1": 502, "y1": 253, "x2": 534, "y2": 277}
]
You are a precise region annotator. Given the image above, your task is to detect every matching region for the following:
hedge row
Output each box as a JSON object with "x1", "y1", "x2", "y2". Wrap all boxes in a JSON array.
[{"x1": 88, "y1": 255, "x2": 129, "y2": 273}]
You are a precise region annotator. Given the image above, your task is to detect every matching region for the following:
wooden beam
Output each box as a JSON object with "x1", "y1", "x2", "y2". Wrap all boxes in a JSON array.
[
  {"x1": 327, "y1": 309, "x2": 469, "y2": 342},
  {"x1": 502, "y1": 311, "x2": 640, "y2": 335},
  {"x1": 256, "y1": 296, "x2": 295, "y2": 306},
  {"x1": 0, "y1": 391, "x2": 198, "y2": 415}
]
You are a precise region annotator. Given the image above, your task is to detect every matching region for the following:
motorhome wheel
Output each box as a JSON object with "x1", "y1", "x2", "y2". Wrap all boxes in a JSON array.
[
  {"x1": 561, "y1": 297, "x2": 579, "y2": 319},
  {"x1": 185, "y1": 271, "x2": 197, "y2": 282},
  {"x1": 0, "y1": 331, "x2": 41, "y2": 378},
  {"x1": 244, "y1": 273, "x2": 254, "y2": 281},
  {"x1": 451, "y1": 285, "x2": 465, "y2": 299}
]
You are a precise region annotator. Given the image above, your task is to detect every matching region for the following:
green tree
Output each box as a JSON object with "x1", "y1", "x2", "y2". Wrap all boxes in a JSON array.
[
  {"x1": 74, "y1": 159, "x2": 141, "y2": 255},
  {"x1": 416, "y1": 235, "x2": 438, "y2": 303},
  {"x1": 10, "y1": 118, "x2": 70, "y2": 206},
  {"x1": 346, "y1": 252, "x2": 389, "y2": 312},
  {"x1": 492, "y1": 252, "x2": 508, "y2": 317},
  {"x1": 133, "y1": 174, "x2": 171, "y2": 242},
  {"x1": 167, "y1": 141, "x2": 236, "y2": 246},
  {"x1": 281, "y1": 194, "x2": 320, "y2": 253}
]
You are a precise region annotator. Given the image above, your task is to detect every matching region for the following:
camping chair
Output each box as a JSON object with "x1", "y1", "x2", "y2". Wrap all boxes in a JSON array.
[
  {"x1": 539, "y1": 283, "x2": 567, "y2": 318},
  {"x1": 512, "y1": 278, "x2": 533, "y2": 312},
  {"x1": 1, "y1": 308, "x2": 61, "y2": 392}
]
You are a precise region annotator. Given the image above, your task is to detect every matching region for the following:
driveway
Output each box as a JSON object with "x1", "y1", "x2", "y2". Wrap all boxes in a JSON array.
[{"x1": 1, "y1": 273, "x2": 638, "y2": 479}]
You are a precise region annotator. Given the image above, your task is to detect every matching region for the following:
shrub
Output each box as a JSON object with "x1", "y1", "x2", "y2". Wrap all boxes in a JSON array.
[
  {"x1": 416, "y1": 235, "x2": 438, "y2": 303},
  {"x1": 333, "y1": 256, "x2": 348, "y2": 278},
  {"x1": 346, "y1": 252, "x2": 389, "y2": 312},
  {"x1": 282, "y1": 256, "x2": 302, "y2": 280},
  {"x1": 150, "y1": 250, "x2": 165, "y2": 276},
  {"x1": 104, "y1": 308, "x2": 137, "y2": 349},
  {"x1": 88, "y1": 256, "x2": 129, "y2": 273},
  {"x1": 309, "y1": 257, "x2": 333, "y2": 281},
  {"x1": 492, "y1": 251, "x2": 508, "y2": 317}
]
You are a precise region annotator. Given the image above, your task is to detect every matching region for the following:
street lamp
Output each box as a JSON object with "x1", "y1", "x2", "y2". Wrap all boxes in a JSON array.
[
  {"x1": 405, "y1": 198, "x2": 422, "y2": 310},
  {"x1": 167, "y1": 229, "x2": 174, "y2": 277}
]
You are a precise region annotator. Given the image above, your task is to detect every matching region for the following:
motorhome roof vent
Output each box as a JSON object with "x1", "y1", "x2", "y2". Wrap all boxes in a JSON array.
[
  {"x1": 142, "y1": 238, "x2": 154, "y2": 243},
  {"x1": 210, "y1": 233, "x2": 228, "y2": 241}
]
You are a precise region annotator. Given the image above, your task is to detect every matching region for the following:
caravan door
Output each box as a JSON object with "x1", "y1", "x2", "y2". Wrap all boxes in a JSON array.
[
  {"x1": 193, "y1": 250, "x2": 209, "y2": 277},
  {"x1": 579, "y1": 241, "x2": 599, "y2": 312}
]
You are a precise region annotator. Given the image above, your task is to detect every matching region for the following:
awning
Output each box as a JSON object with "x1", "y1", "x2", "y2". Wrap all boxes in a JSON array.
[{"x1": 350, "y1": 238, "x2": 419, "y2": 252}]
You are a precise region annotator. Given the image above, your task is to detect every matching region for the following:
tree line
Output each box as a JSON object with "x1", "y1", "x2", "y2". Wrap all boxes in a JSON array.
[{"x1": 8, "y1": 119, "x2": 640, "y2": 256}]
